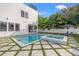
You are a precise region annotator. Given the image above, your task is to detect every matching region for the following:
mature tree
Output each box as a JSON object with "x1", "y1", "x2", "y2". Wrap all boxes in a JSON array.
[
  {"x1": 38, "y1": 15, "x2": 47, "y2": 30},
  {"x1": 38, "y1": 4, "x2": 79, "y2": 30},
  {"x1": 61, "y1": 4, "x2": 79, "y2": 27},
  {"x1": 48, "y1": 13, "x2": 66, "y2": 28}
]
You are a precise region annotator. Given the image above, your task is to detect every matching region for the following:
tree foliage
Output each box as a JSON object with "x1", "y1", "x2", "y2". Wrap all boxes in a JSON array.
[{"x1": 38, "y1": 4, "x2": 79, "y2": 29}]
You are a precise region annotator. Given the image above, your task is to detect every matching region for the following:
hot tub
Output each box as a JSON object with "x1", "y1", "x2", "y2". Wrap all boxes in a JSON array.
[{"x1": 42, "y1": 35, "x2": 67, "y2": 45}]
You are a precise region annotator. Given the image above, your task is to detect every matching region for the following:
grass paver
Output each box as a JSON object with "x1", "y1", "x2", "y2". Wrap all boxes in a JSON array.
[
  {"x1": 45, "y1": 50, "x2": 58, "y2": 56},
  {"x1": 67, "y1": 49, "x2": 79, "y2": 56},
  {"x1": 56, "y1": 49, "x2": 72, "y2": 56},
  {"x1": 31, "y1": 50, "x2": 43, "y2": 56},
  {"x1": 17, "y1": 51, "x2": 29, "y2": 56},
  {"x1": 0, "y1": 45, "x2": 15, "y2": 56},
  {"x1": 47, "y1": 41, "x2": 61, "y2": 56},
  {"x1": 58, "y1": 44, "x2": 76, "y2": 56},
  {"x1": 2, "y1": 51, "x2": 17, "y2": 56},
  {"x1": 14, "y1": 48, "x2": 22, "y2": 56},
  {"x1": 0, "y1": 35, "x2": 79, "y2": 56},
  {"x1": 28, "y1": 44, "x2": 33, "y2": 56},
  {"x1": 40, "y1": 41, "x2": 46, "y2": 56}
]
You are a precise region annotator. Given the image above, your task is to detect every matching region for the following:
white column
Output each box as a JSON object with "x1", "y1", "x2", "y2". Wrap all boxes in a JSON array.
[
  {"x1": 7, "y1": 21, "x2": 8, "y2": 32},
  {"x1": 14, "y1": 23, "x2": 15, "y2": 32}
]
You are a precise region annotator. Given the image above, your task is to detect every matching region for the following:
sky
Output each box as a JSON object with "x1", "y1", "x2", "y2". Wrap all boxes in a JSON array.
[{"x1": 27, "y1": 3, "x2": 77, "y2": 17}]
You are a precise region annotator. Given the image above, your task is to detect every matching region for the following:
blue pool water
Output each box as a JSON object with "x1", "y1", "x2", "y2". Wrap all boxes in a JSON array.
[
  {"x1": 15, "y1": 34, "x2": 42, "y2": 44},
  {"x1": 47, "y1": 35, "x2": 64, "y2": 40},
  {"x1": 14, "y1": 34, "x2": 64, "y2": 46}
]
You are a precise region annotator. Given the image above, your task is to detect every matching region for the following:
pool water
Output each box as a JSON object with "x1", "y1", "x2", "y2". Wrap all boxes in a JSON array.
[
  {"x1": 15, "y1": 34, "x2": 42, "y2": 44},
  {"x1": 47, "y1": 35, "x2": 64, "y2": 40},
  {"x1": 14, "y1": 34, "x2": 65, "y2": 47}
]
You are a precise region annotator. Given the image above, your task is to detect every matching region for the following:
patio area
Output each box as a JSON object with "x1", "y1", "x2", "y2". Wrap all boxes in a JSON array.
[{"x1": 0, "y1": 36, "x2": 79, "y2": 56}]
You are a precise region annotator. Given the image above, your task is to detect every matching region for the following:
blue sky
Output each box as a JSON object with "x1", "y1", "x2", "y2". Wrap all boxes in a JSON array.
[{"x1": 27, "y1": 3, "x2": 77, "y2": 17}]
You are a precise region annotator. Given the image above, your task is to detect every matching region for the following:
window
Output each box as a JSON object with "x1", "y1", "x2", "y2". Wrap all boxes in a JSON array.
[
  {"x1": 8, "y1": 23, "x2": 14, "y2": 31},
  {"x1": 21, "y1": 10, "x2": 28, "y2": 18},
  {"x1": 21, "y1": 10, "x2": 24, "y2": 17},
  {"x1": 0, "y1": 21, "x2": 7, "y2": 31},
  {"x1": 15, "y1": 24, "x2": 20, "y2": 31},
  {"x1": 25, "y1": 12, "x2": 28, "y2": 18}
]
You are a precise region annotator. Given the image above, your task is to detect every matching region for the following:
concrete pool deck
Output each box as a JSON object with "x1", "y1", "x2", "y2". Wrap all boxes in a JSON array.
[{"x1": 0, "y1": 37, "x2": 79, "y2": 56}]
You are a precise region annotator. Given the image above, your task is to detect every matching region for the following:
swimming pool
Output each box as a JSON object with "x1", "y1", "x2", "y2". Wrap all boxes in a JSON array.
[
  {"x1": 12, "y1": 34, "x2": 42, "y2": 47},
  {"x1": 11, "y1": 34, "x2": 67, "y2": 47}
]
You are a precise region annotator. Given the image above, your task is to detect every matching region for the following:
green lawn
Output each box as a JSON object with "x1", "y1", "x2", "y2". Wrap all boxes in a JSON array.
[{"x1": 73, "y1": 34, "x2": 79, "y2": 44}]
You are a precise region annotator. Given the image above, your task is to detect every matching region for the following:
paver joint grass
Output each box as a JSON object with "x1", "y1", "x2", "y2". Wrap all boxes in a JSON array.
[
  {"x1": 73, "y1": 34, "x2": 79, "y2": 45},
  {"x1": 0, "y1": 34, "x2": 79, "y2": 56}
]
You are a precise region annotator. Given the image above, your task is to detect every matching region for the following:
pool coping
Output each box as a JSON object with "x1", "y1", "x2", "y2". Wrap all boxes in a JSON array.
[{"x1": 11, "y1": 37, "x2": 42, "y2": 47}]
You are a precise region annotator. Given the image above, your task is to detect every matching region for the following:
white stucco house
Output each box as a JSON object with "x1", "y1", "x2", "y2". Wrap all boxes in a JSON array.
[{"x1": 0, "y1": 3, "x2": 38, "y2": 37}]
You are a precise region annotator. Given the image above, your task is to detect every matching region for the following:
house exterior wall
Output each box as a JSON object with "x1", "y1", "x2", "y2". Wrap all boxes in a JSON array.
[{"x1": 0, "y1": 3, "x2": 38, "y2": 37}]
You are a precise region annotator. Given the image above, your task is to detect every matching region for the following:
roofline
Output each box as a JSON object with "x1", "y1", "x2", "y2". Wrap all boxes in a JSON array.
[{"x1": 23, "y1": 3, "x2": 38, "y2": 12}]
